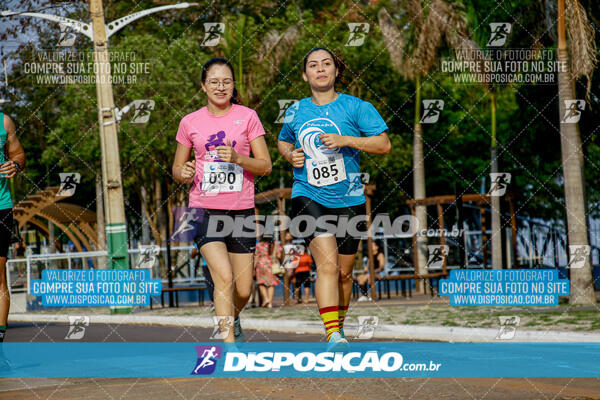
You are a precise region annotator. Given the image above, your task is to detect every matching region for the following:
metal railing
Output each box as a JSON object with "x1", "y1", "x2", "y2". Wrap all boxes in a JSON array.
[{"x1": 5, "y1": 245, "x2": 205, "y2": 295}]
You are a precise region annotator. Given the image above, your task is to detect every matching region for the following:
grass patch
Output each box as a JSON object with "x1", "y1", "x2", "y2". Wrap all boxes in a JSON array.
[{"x1": 441, "y1": 321, "x2": 460, "y2": 327}]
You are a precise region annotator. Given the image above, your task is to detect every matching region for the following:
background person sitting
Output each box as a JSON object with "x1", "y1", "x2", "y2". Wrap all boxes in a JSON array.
[{"x1": 355, "y1": 241, "x2": 386, "y2": 302}]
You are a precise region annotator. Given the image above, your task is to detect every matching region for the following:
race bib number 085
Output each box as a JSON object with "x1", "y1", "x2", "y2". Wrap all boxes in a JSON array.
[
  {"x1": 202, "y1": 162, "x2": 243, "y2": 192},
  {"x1": 306, "y1": 154, "x2": 347, "y2": 187}
]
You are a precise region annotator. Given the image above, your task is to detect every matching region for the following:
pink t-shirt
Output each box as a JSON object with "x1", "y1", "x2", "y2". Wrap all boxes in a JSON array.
[{"x1": 176, "y1": 104, "x2": 266, "y2": 210}]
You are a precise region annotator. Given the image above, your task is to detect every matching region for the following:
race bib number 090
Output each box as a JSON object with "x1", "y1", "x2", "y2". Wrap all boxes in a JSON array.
[
  {"x1": 202, "y1": 162, "x2": 243, "y2": 192},
  {"x1": 306, "y1": 154, "x2": 347, "y2": 187}
]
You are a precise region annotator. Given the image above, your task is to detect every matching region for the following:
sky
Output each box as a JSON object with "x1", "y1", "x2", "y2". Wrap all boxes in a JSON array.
[{"x1": 0, "y1": 1, "x2": 82, "y2": 96}]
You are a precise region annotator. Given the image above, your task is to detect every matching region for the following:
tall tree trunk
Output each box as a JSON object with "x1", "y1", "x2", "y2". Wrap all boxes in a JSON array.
[
  {"x1": 154, "y1": 178, "x2": 168, "y2": 279},
  {"x1": 155, "y1": 178, "x2": 167, "y2": 243},
  {"x1": 413, "y1": 75, "x2": 428, "y2": 293},
  {"x1": 557, "y1": 0, "x2": 595, "y2": 305},
  {"x1": 95, "y1": 175, "x2": 107, "y2": 268},
  {"x1": 167, "y1": 183, "x2": 174, "y2": 238},
  {"x1": 490, "y1": 92, "x2": 503, "y2": 269}
]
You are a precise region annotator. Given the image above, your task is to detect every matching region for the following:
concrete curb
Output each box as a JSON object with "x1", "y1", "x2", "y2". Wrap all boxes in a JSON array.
[{"x1": 9, "y1": 313, "x2": 600, "y2": 342}]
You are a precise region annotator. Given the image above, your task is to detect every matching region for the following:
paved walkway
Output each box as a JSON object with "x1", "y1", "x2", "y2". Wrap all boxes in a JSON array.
[{"x1": 2, "y1": 377, "x2": 600, "y2": 400}]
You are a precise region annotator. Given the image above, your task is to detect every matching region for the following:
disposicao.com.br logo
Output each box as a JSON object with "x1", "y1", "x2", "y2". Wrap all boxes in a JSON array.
[{"x1": 215, "y1": 351, "x2": 440, "y2": 375}]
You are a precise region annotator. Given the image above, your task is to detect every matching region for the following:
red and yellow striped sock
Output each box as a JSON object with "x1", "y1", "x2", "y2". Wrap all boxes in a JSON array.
[
  {"x1": 319, "y1": 306, "x2": 340, "y2": 340},
  {"x1": 338, "y1": 305, "x2": 349, "y2": 330}
]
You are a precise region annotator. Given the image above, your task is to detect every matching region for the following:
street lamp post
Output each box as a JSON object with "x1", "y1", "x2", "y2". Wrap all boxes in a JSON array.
[{"x1": 89, "y1": 0, "x2": 127, "y2": 273}]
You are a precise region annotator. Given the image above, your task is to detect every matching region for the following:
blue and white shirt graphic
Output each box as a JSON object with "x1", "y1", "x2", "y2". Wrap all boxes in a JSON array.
[{"x1": 278, "y1": 93, "x2": 387, "y2": 208}]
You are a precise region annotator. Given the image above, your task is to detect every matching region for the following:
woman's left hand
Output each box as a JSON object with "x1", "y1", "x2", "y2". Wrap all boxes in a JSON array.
[
  {"x1": 216, "y1": 140, "x2": 238, "y2": 163},
  {"x1": 320, "y1": 133, "x2": 348, "y2": 149}
]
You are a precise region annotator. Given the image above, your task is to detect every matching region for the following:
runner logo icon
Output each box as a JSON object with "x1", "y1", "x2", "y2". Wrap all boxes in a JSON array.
[
  {"x1": 426, "y1": 245, "x2": 449, "y2": 269},
  {"x1": 65, "y1": 316, "x2": 89, "y2": 340},
  {"x1": 201, "y1": 23, "x2": 225, "y2": 46},
  {"x1": 58, "y1": 23, "x2": 78, "y2": 47},
  {"x1": 275, "y1": 100, "x2": 299, "y2": 124},
  {"x1": 345, "y1": 173, "x2": 369, "y2": 197},
  {"x1": 210, "y1": 316, "x2": 234, "y2": 340},
  {"x1": 420, "y1": 100, "x2": 444, "y2": 124},
  {"x1": 495, "y1": 316, "x2": 520, "y2": 340},
  {"x1": 487, "y1": 23, "x2": 511, "y2": 47},
  {"x1": 191, "y1": 345, "x2": 222, "y2": 375},
  {"x1": 57, "y1": 172, "x2": 81, "y2": 197},
  {"x1": 355, "y1": 316, "x2": 378, "y2": 339},
  {"x1": 489, "y1": 172, "x2": 511, "y2": 197},
  {"x1": 137, "y1": 244, "x2": 159, "y2": 269},
  {"x1": 170, "y1": 208, "x2": 201, "y2": 242},
  {"x1": 130, "y1": 100, "x2": 155, "y2": 124},
  {"x1": 561, "y1": 100, "x2": 585, "y2": 123},
  {"x1": 568, "y1": 245, "x2": 590, "y2": 269},
  {"x1": 345, "y1": 23, "x2": 369, "y2": 47}
]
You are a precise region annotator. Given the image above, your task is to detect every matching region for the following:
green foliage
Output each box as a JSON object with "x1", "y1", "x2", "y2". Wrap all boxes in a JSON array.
[{"x1": 2, "y1": 0, "x2": 600, "y2": 231}]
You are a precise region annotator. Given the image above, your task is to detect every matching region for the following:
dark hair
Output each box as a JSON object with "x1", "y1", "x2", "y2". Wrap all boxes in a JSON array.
[
  {"x1": 372, "y1": 241, "x2": 384, "y2": 268},
  {"x1": 372, "y1": 240, "x2": 383, "y2": 254},
  {"x1": 201, "y1": 57, "x2": 241, "y2": 104},
  {"x1": 261, "y1": 234, "x2": 274, "y2": 243},
  {"x1": 261, "y1": 235, "x2": 275, "y2": 254},
  {"x1": 302, "y1": 47, "x2": 346, "y2": 85}
]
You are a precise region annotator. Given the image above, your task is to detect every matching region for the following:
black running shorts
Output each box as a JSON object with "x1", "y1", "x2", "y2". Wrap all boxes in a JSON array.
[
  {"x1": 193, "y1": 208, "x2": 257, "y2": 254},
  {"x1": 290, "y1": 196, "x2": 366, "y2": 255},
  {"x1": 0, "y1": 208, "x2": 13, "y2": 258}
]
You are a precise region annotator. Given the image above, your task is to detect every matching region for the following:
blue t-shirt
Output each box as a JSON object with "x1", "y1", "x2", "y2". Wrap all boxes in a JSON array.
[{"x1": 278, "y1": 93, "x2": 388, "y2": 208}]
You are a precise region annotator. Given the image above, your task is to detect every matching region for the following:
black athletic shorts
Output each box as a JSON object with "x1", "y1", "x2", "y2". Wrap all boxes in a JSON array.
[
  {"x1": 290, "y1": 196, "x2": 366, "y2": 255},
  {"x1": 294, "y1": 270, "x2": 311, "y2": 289},
  {"x1": 193, "y1": 208, "x2": 256, "y2": 254},
  {"x1": 0, "y1": 208, "x2": 13, "y2": 258}
]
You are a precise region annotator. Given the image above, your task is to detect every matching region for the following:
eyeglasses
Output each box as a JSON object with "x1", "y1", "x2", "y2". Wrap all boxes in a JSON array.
[{"x1": 206, "y1": 79, "x2": 234, "y2": 88}]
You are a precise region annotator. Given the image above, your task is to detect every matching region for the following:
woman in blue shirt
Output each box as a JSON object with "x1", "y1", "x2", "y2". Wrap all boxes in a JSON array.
[{"x1": 278, "y1": 48, "x2": 390, "y2": 348}]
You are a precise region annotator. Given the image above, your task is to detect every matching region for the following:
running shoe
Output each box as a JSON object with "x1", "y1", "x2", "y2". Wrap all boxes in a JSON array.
[
  {"x1": 234, "y1": 316, "x2": 245, "y2": 343},
  {"x1": 327, "y1": 331, "x2": 349, "y2": 352}
]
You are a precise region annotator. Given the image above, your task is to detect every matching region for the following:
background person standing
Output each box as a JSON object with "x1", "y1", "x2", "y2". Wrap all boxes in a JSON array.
[
  {"x1": 254, "y1": 236, "x2": 282, "y2": 308},
  {"x1": 294, "y1": 247, "x2": 313, "y2": 304}
]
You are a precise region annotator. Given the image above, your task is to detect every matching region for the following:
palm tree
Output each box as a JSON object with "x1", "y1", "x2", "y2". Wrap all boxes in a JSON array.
[
  {"x1": 220, "y1": 14, "x2": 301, "y2": 109},
  {"x1": 557, "y1": 0, "x2": 596, "y2": 305},
  {"x1": 378, "y1": 1, "x2": 481, "y2": 289}
]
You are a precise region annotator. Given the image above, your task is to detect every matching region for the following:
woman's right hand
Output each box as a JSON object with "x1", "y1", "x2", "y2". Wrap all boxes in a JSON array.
[
  {"x1": 180, "y1": 160, "x2": 196, "y2": 183},
  {"x1": 290, "y1": 148, "x2": 305, "y2": 168}
]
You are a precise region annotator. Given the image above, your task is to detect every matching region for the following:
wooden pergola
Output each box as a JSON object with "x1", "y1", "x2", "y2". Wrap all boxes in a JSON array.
[
  {"x1": 254, "y1": 185, "x2": 380, "y2": 303},
  {"x1": 406, "y1": 193, "x2": 517, "y2": 273},
  {"x1": 12, "y1": 186, "x2": 98, "y2": 253}
]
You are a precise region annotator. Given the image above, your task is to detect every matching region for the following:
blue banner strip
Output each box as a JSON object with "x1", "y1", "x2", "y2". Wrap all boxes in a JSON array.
[{"x1": 1, "y1": 342, "x2": 599, "y2": 377}]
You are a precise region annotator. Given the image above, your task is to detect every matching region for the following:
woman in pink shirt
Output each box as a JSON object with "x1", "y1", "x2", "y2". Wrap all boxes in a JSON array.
[{"x1": 172, "y1": 58, "x2": 272, "y2": 344}]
